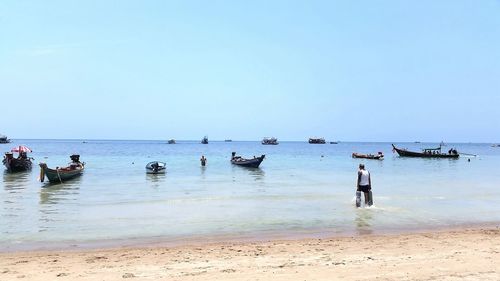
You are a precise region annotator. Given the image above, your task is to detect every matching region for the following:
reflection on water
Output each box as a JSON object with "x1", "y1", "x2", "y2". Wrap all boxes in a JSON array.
[
  {"x1": 39, "y1": 178, "x2": 81, "y2": 205},
  {"x1": 355, "y1": 208, "x2": 374, "y2": 235},
  {"x1": 248, "y1": 168, "x2": 265, "y2": 181},
  {"x1": 200, "y1": 166, "x2": 206, "y2": 179},
  {"x1": 38, "y1": 180, "x2": 80, "y2": 233},
  {"x1": 3, "y1": 170, "x2": 32, "y2": 191},
  {"x1": 146, "y1": 173, "x2": 166, "y2": 188}
]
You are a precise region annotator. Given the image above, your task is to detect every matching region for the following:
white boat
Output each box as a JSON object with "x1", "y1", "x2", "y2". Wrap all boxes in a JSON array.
[
  {"x1": 262, "y1": 137, "x2": 278, "y2": 145},
  {"x1": 145, "y1": 161, "x2": 166, "y2": 174},
  {"x1": 0, "y1": 134, "x2": 10, "y2": 144}
]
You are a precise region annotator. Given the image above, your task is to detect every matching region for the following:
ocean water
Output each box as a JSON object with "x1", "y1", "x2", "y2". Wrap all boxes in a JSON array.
[{"x1": 1, "y1": 140, "x2": 500, "y2": 251}]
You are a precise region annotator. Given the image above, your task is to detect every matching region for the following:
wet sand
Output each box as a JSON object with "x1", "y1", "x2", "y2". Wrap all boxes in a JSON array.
[{"x1": 1, "y1": 227, "x2": 499, "y2": 280}]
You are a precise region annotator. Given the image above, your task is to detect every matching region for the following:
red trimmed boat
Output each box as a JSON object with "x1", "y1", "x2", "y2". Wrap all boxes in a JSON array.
[
  {"x1": 40, "y1": 155, "x2": 85, "y2": 183},
  {"x1": 3, "y1": 145, "x2": 33, "y2": 172}
]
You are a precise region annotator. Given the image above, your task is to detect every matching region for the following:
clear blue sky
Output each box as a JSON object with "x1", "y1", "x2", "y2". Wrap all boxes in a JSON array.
[{"x1": 1, "y1": 1, "x2": 499, "y2": 142}]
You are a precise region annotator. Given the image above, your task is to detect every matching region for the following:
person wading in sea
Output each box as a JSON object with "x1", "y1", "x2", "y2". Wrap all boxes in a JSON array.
[
  {"x1": 356, "y1": 164, "x2": 373, "y2": 207},
  {"x1": 200, "y1": 155, "x2": 207, "y2": 167}
]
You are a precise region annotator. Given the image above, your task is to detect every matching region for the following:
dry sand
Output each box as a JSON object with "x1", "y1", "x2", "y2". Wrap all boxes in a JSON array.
[{"x1": 1, "y1": 227, "x2": 499, "y2": 280}]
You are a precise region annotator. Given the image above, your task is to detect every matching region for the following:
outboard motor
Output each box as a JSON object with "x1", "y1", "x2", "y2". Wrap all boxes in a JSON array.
[
  {"x1": 70, "y1": 154, "x2": 80, "y2": 162},
  {"x1": 151, "y1": 162, "x2": 159, "y2": 172}
]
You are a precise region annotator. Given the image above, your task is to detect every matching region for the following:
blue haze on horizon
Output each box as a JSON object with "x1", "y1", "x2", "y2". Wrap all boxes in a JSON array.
[{"x1": 0, "y1": 1, "x2": 499, "y2": 142}]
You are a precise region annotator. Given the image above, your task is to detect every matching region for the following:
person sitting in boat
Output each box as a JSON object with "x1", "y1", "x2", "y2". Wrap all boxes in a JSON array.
[
  {"x1": 68, "y1": 155, "x2": 82, "y2": 170},
  {"x1": 4, "y1": 152, "x2": 13, "y2": 164},
  {"x1": 231, "y1": 152, "x2": 242, "y2": 161},
  {"x1": 18, "y1": 152, "x2": 28, "y2": 159}
]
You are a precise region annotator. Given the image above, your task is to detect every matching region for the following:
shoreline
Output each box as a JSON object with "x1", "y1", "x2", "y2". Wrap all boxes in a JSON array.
[
  {"x1": 2, "y1": 221, "x2": 499, "y2": 254},
  {"x1": 1, "y1": 226, "x2": 498, "y2": 280}
]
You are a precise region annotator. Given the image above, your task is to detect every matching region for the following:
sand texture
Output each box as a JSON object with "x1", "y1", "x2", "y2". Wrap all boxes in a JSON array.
[{"x1": 1, "y1": 227, "x2": 499, "y2": 280}]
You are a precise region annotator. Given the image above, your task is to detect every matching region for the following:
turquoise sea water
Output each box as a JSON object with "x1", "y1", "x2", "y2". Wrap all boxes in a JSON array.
[{"x1": 1, "y1": 140, "x2": 500, "y2": 251}]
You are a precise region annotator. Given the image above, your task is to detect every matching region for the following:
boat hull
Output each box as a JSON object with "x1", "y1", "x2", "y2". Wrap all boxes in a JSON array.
[
  {"x1": 3, "y1": 158, "x2": 32, "y2": 172},
  {"x1": 40, "y1": 163, "x2": 84, "y2": 183},
  {"x1": 352, "y1": 153, "x2": 383, "y2": 160},
  {"x1": 145, "y1": 161, "x2": 167, "y2": 174},
  {"x1": 309, "y1": 138, "x2": 326, "y2": 144},
  {"x1": 231, "y1": 155, "x2": 265, "y2": 168},
  {"x1": 392, "y1": 144, "x2": 459, "y2": 158}
]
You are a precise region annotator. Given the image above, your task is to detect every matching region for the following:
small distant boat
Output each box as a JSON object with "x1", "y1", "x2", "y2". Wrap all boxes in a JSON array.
[
  {"x1": 3, "y1": 145, "x2": 33, "y2": 172},
  {"x1": 392, "y1": 144, "x2": 459, "y2": 158},
  {"x1": 330, "y1": 141, "x2": 338, "y2": 144},
  {"x1": 352, "y1": 152, "x2": 384, "y2": 160},
  {"x1": 224, "y1": 139, "x2": 233, "y2": 142},
  {"x1": 309, "y1": 138, "x2": 326, "y2": 144},
  {"x1": 262, "y1": 137, "x2": 278, "y2": 145},
  {"x1": 414, "y1": 141, "x2": 421, "y2": 143},
  {"x1": 145, "y1": 161, "x2": 166, "y2": 174},
  {"x1": 231, "y1": 152, "x2": 265, "y2": 168},
  {"x1": 201, "y1": 136, "x2": 208, "y2": 144},
  {"x1": 168, "y1": 139, "x2": 176, "y2": 144},
  {"x1": 491, "y1": 144, "x2": 500, "y2": 147},
  {"x1": 39, "y1": 155, "x2": 84, "y2": 183},
  {"x1": 0, "y1": 134, "x2": 10, "y2": 144}
]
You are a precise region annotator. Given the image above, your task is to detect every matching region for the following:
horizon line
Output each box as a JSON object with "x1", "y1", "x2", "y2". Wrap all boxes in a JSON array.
[{"x1": 3, "y1": 138, "x2": 496, "y2": 144}]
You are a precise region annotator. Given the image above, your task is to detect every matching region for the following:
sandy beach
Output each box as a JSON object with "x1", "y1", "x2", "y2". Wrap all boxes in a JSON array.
[{"x1": 1, "y1": 227, "x2": 498, "y2": 281}]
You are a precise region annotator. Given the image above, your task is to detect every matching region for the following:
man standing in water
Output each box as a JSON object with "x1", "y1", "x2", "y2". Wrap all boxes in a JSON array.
[
  {"x1": 356, "y1": 164, "x2": 373, "y2": 207},
  {"x1": 200, "y1": 155, "x2": 207, "y2": 166}
]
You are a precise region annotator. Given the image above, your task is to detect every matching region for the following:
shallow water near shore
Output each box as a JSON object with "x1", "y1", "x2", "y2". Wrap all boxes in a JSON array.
[{"x1": 1, "y1": 140, "x2": 500, "y2": 251}]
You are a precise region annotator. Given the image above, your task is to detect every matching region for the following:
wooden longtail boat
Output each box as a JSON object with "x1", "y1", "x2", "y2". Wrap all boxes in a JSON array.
[
  {"x1": 352, "y1": 152, "x2": 384, "y2": 160},
  {"x1": 40, "y1": 155, "x2": 84, "y2": 183},
  {"x1": 231, "y1": 152, "x2": 265, "y2": 168},
  {"x1": 3, "y1": 152, "x2": 32, "y2": 172},
  {"x1": 145, "y1": 161, "x2": 166, "y2": 174},
  {"x1": 167, "y1": 139, "x2": 176, "y2": 144},
  {"x1": 392, "y1": 144, "x2": 459, "y2": 159}
]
